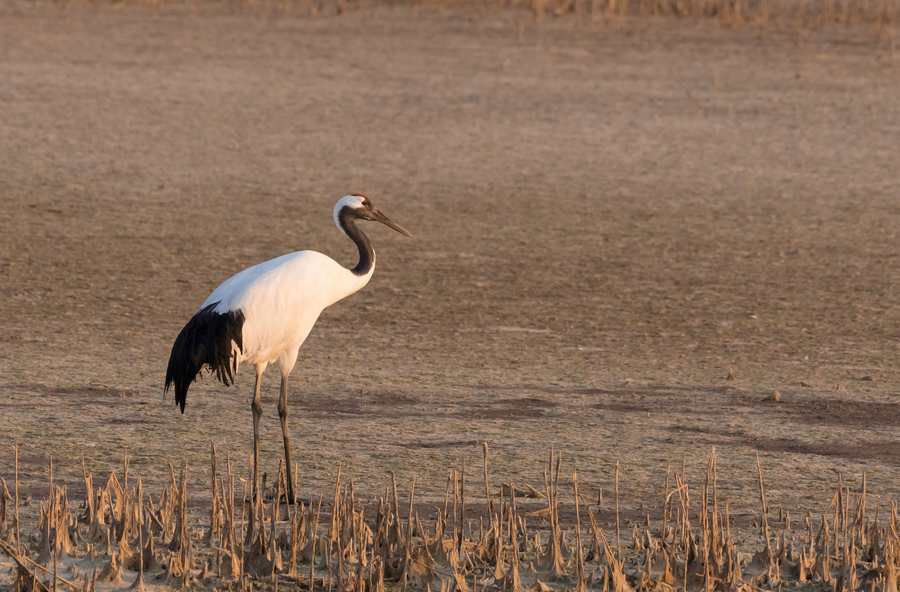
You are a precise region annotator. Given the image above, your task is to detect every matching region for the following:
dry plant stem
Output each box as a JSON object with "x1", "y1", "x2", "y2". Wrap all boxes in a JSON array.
[
  {"x1": 271, "y1": 462, "x2": 284, "y2": 582},
  {"x1": 838, "y1": 476, "x2": 845, "y2": 541},
  {"x1": 712, "y1": 449, "x2": 719, "y2": 537},
  {"x1": 332, "y1": 463, "x2": 343, "y2": 549},
  {"x1": 327, "y1": 514, "x2": 333, "y2": 592},
  {"x1": 23, "y1": 555, "x2": 79, "y2": 591},
  {"x1": 132, "y1": 481, "x2": 146, "y2": 591},
  {"x1": 443, "y1": 474, "x2": 452, "y2": 525},
  {"x1": 573, "y1": 470, "x2": 587, "y2": 592},
  {"x1": 702, "y1": 455, "x2": 709, "y2": 535},
  {"x1": 458, "y1": 458, "x2": 467, "y2": 552},
  {"x1": 401, "y1": 475, "x2": 417, "y2": 592},
  {"x1": 49, "y1": 456, "x2": 58, "y2": 592},
  {"x1": 452, "y1": 469, "x2": 460, "y2": 545},
  {"x1": 615, "y1": 460, "x2": 621, "y2": 556},
  {"x1": 80, "y1": 454, "x2": 93, "y2": 527},
  {"x1": 240, "y1": 478, "x2": 248, "y2": 585},
  {"x1": 540, "y1": 451, "x2": 566, "y2": 577},
  {"x1": 293, "y1": 462, "x2": 299, "y2": 507},
  {"x1": 756, "y1": 452, "x2": 772, "y2": 556},
  {"x1": 14, "y1": 442, "x2": 21, "y2": 554},
  {"x1": 281, "y1": 462, "x2": 293, "y2": 529},
  {"x1": 311, "y1": 492, "x2": 323, "y2": 592},
  {"x1": 497, "y1": 491, "x2": 504, "y2": 545},
  {"x1": 179, "y1": 462, "x2": 191, "y2": 588},
  {"x1": 483, "y1": 442, "x2": 494, "y2": 535},
  {"x1": 10, "y1": 445, "x2": 900, "y2": 592},
  {"x1": 843, "y1": 484, "x2": 850, "y2": 547},
  {"x1": 552, "y1": 451, "x2": 561, "y2": 543},
  {"x1": 53, "y1": 536, "x2": 58, "y2": 592},
  {"x1": 349, "y1": 478, "x2": 356, "y2": 531},
  {"x1": 391, "y1": 470, "x2": 403, "y2": 549},
  {"x1": 833, "y1": 485, "x2": 841, "y2": 559},
  {"x1": 664, "y1": 465, "x2": 671, "y2": 524},
  {"x1": 336, "y1": 490, "x2": 344, "y2": 592},
  {"x1": 123, "y1": 453, "x2": 130, "y2": 491},
  {"x1": 407, "y1": 475, "x2": 417, "y2": 547},
  {"x1": 726, "y1": 503, "x2": 731, "y2": 541},
  {"x1": 0, "y1": 479, "x2": 9, "y2": 545},
  {"x1": 543, "y1": 469, "x2": 550, "y2": 513},
  {"x1": 209, "y1": 440, "x2": 219, "y2": 544},
  {"x1": 662, "y1": 484, "x2": 687, "y2": 550},
  {"x1": 860, "y1": 473, "x2": 867, "y2": 546}
]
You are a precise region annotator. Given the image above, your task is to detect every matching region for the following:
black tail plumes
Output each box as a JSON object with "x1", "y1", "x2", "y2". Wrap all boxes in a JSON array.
[{"x1": 164, "y1": 302, "x2": 245, "y2": 413}]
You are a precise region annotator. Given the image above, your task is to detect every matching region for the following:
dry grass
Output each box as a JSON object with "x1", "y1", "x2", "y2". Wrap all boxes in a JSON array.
[
  {"x1": 1, "y1": 4, "x2": 899, "y2": 589},
  {"x1": 1, "y1": 444, "x2": 899, "y2": 592}
]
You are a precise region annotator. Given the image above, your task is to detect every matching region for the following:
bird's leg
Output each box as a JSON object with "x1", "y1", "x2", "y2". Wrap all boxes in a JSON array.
[
  {"x1": 278, "y1": 374, "x2": 296, "y2": 504},
  {"x1": 251, "y1": 370, "x2": 264, "y2": 499},
  {"x1": 247, "y1": 368, "x2": 263, "y2": 543}
]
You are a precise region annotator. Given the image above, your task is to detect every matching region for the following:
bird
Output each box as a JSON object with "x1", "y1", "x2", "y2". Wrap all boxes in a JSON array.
[{"x1": 164, "y1": 193, "x2": 413, "y2": 503}]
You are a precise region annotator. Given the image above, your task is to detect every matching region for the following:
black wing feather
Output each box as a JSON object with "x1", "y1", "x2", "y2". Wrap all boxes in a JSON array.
[{"x1": 164, "y1": 302, "x2": 245, "y2": 413}]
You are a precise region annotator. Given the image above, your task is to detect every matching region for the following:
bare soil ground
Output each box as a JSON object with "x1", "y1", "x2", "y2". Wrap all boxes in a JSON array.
[{"x1": 1, "y1": 1, "x2": 899, "y2": 548}]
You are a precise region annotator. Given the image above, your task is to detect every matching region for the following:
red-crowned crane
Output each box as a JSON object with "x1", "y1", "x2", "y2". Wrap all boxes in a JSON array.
[{"x1": 164, "y1": 194, "x2": 413, "y2": 502}]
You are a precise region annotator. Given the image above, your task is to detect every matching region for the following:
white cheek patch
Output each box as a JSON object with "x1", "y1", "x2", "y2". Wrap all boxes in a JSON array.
[{"x1": 333, "y1": 194, "x2": 369, "y2": 229}]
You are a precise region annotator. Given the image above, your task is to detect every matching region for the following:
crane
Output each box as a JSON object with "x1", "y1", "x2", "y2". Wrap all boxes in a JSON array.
[{"x1": 164, "y1": 194, "x2": 413, "y2": 503}]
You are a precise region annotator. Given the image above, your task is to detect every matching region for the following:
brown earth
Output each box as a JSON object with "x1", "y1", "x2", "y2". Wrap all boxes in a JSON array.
[{"x1": 0, "y1": 2, "x2": 899, "y2": 536}]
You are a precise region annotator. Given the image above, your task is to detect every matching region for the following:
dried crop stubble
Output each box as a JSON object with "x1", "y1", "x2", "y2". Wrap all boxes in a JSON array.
[{"x1": 0, "y1": 0, "x2": 899, "y2": 553}]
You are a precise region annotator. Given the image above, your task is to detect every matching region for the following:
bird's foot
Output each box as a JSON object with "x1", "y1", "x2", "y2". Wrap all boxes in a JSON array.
[
  {"x1": 279, "y1": 491, "x2": 299, "y2": 505},
  {"x1": 245, "y1": 490, "x2": 298, "y2": 505}
]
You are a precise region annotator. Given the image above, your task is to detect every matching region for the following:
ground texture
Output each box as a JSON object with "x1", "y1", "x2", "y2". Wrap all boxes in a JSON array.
[{"x1": 1, "y1": 2, "x2": 899, "y2": 550}]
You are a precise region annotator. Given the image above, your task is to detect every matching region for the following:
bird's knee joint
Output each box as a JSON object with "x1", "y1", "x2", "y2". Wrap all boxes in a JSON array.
[
  {"x1": 278, "y1": 405, "x2": 288, "y2": 419},
  {"x1": 251, "y1": 400, "x2": 263, "y2": 415}
]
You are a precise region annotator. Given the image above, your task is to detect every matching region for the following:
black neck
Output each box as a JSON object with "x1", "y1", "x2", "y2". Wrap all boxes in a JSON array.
[{"x1": 338, "y1": 208, "x2": 375, "y2": 277}]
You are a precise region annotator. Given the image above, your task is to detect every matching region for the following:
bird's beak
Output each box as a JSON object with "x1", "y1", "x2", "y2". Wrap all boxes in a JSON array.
[{"x1": 370, "y1": 209, "x2": 414, "y2": 238}]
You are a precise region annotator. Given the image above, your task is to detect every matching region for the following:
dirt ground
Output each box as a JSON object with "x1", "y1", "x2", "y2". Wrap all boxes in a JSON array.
[{"x1": 1, "y1": 2, "x2": 899, "y2": 538}]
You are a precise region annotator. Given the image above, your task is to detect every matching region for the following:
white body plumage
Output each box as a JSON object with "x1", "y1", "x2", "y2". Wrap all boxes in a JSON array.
[{"x1": 205, "y1": 250, "x2": 373, "y2": 375}]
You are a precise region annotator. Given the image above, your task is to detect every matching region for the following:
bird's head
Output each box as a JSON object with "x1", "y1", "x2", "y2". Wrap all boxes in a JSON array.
[{"x1": 333, "y1": 194, "x2": 414, "y2": 238}]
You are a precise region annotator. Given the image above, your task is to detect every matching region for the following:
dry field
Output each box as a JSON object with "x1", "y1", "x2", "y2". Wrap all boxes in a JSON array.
[{"x1": 0, "y1": 3, "x2": 899, "y2": 590}]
